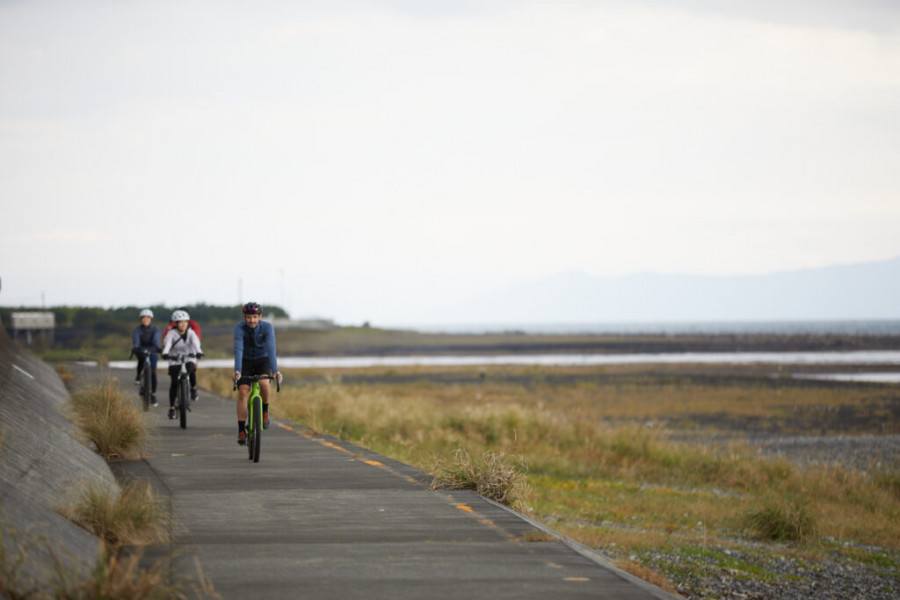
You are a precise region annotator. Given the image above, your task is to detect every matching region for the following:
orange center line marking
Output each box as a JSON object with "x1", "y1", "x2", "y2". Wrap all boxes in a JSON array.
[
  {"x1": 363, "y1": 460, "x2": 385, "y2": 467},
  {"x1": 319, "y1": 441, "x2": 353, "y2": 454}
]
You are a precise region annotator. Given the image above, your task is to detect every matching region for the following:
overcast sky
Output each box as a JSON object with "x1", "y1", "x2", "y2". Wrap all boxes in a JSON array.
[{"x1": 1, "y1": 0, "x2": 898, "y2": 325}]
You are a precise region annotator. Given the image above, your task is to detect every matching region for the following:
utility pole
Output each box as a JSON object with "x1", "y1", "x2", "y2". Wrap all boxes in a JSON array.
[{"x1": 280, "y1": 268, "x2": 286, "y2": 317}]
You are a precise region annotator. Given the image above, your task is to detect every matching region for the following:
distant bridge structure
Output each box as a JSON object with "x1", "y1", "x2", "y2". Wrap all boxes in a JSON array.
[
  {"x1": 9, "y1": 312, "x2": 55, "y2": 346},
  {"x1": 269, "y1": 318, "x2": 337, "y2": 331}
]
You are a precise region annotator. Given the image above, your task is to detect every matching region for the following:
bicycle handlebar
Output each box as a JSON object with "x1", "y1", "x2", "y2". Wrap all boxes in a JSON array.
[{"x1": 233, "y1": 373, "x2": 281, "y2": 393}]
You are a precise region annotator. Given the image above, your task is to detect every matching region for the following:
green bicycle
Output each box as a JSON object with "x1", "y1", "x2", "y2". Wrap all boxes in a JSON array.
[{"x1": 234, "y1": 374, "x2": 280, "y2": 463}]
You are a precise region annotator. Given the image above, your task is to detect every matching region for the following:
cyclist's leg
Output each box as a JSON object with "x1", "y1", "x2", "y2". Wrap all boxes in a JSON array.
[
  {"x1": 167, "y1": 364, "x2": 179, "y2": 418},
  {"x1": 236, "y1": 383, "x2": 250, "y2": 444},
  {"x1": 259, "y1": 378, "x2": 271, "y2": 428},
  {"x1": 135, "y1": 357, "x2": 143, "y2": 383},
  {"x1": 237, "y1": 384, "x2": 250, "y2": 421},
  {"x1": 187, "y1": 362, "x2": 198, "y2": 400},
  {"x1": 256, "y1": 358, "x2": 272, "y2": 407},
  {"x1": 189, "y1": 361, "x2": 198, "y2": 395}
]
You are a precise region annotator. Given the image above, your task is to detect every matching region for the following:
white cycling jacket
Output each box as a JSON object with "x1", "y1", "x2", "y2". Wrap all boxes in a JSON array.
[{"x1": 161, "y1": 328, "x2": 203, "y2": 364}]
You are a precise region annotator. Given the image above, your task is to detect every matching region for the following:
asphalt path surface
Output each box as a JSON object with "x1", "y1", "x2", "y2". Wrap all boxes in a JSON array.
[{"x1": 112, "y1": 378, "x2": 680, "y2": 600}]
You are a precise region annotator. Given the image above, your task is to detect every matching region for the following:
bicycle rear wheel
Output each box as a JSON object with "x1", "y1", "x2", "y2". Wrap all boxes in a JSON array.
[
  {"x1": 141, "y1": 361, "x2": 152, "y2": 412},
  {"x1": 179, "y1": 376, "x2": 189, "y2": 429},
  {"x1": 251, "y1": 395, "x2": 262, "y2": 463}
]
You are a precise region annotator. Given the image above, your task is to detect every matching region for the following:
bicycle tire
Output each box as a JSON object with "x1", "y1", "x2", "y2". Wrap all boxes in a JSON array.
[
  {"x1": 251, "y1": 395, "x2": 262, "y2": 463},
  {"x1": 141, "y1": 360, "x2": 152, "y2": 412},
  {"x1": 247, "y1": 395, "x2": 254, "y2": 460},
  {"x1": 179, "y1": 376, "x2": 189, "y2": 429}
]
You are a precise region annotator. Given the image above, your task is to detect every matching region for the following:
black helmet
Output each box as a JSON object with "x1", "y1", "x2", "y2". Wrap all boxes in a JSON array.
[{"x1": 242, "y1": 302, "x2": 262, "y2": 315}]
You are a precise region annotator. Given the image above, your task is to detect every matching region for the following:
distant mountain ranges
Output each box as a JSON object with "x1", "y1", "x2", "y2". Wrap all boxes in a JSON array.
[{"x1": 438, "y1": 256, "x2": 900, "y2": 324}]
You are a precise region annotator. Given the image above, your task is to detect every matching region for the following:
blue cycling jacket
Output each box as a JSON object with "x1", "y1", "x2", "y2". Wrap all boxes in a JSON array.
[
  {"x1": 133, "y1": 324, "x2": 161, "y2": 353},
  {"x1": 234, "y1": 320, "x2": 278, "y2": 372}
]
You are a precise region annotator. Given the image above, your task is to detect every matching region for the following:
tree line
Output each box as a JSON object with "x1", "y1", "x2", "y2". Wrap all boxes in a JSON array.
[{"x1": 1, "y1": 303, "x2": 288, "y2": 338}]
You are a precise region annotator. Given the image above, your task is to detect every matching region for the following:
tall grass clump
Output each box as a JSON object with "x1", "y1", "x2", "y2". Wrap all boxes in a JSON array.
[
  {"x1": 743, "y1": 497, "x2": 819, "y2": 542},
  {"x1": 70, "y1": 380, "x2": 148, "y2": 459},
  {"x1": 1, "y1": 524, "x2": 43, "y2": 599},
  {"x1": 432, "y1": 447, "x2": 529, "y2": 509},
  {"x1": 62, "y1": 480, "x2": 169, "y2": 547},
  {"x1": 52, "y1": 552, "x2": 218, "y2": 600}
]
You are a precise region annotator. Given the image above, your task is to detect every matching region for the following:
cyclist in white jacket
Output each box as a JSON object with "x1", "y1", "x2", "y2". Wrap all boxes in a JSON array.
[{"x1": 161, "y1": 309, "x2": 203, "y2": 420}]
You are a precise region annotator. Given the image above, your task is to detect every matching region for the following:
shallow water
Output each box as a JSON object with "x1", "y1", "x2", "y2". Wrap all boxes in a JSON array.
[
  {"x1": 793, "y1": 372, "x2": 900, "y2": 383},
  {"x1": 104, "y1": 349, "x2": 900, "y2": 371}
]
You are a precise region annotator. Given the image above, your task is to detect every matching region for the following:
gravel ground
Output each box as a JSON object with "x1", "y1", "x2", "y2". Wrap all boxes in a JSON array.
[
  {"x1": 640, "y1": 541, "x2": 899, "y2": 600},
  {"x1": 639, "y1": 433, "x2": 900, "y2": 599},
  {"x1": 749, "y1": 433, "x2": 900, "y2": 472},
  {"x1": 672, "y1": 433, "x2": 900, "y2": 472}
]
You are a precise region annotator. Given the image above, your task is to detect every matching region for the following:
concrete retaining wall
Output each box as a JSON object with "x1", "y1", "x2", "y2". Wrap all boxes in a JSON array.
[{"x1": 0, "y1": 327, "x2": 115, "y2": 584}]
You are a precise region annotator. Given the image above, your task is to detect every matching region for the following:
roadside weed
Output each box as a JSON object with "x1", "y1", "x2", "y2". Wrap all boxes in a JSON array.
[
  {"x1": 431, "y1": 447, "x2": 529, "y2": 508},
  {"x1": 61, "y1": 480, "x2": 169, "y2": 547},
  {"x1": 70, "y1": 379, "x2": 148, "y2": 459},
  {"x1": 743, "y1": 497, "x2": 819, "y2": 542}
]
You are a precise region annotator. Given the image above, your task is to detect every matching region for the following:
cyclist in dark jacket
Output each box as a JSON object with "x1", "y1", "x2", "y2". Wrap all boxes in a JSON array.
[
  {"x1": 233, "y1": 302, "x2": 282, "y2": 445},
  {"x1": 131, "y1": 308, "x2": 161, "y2": 407}
]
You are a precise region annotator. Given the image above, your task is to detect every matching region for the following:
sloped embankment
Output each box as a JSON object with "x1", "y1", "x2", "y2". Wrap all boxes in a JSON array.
[{"x1": 0, "y1": 327, "x2": 117, "y2": 581}]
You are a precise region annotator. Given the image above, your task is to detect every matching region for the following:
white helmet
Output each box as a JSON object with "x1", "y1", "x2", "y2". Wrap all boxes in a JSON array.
[
  {"x1": 139, "y1": 309, "x2": 153, "y2": 318},
  {"x1": 171, "y1": 309, "x2": 190, "y2": 322}
]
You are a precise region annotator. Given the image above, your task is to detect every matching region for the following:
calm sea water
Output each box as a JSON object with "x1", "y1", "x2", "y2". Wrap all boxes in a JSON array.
[
  {"x1": 102, "y1": 320, "x2": 900, "y2": 381},
  {"x1": 408, "y1": 319, "x2": 900, "y2": 335},
  {"x1": 105, "y1": 350, "x2": 900, "y2": 372}
]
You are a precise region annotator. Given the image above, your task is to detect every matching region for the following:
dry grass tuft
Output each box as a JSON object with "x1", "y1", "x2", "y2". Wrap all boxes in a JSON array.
[
  {"x1": 743, "y1": 497, "x2": 819, "y2": 543},
  {"x1": 1, "y1": 524, "x2": 43, "y2": 599},
  {"x1": 431, "y1": 447, "x2": 530, "y2": 508},
  {"x1": 54, "y1": 363, "x2": 76, "y2": 383},
  {"x1": 3, "y1": 511, "x2": 214, "y2": 599},
  {"x1": 53, "y1": 551, "x2": 219, "y2": 600},
  {"x1": 62, "y1": 480, "x2": 169, "y2": 547},
  {"x1": 70, "y1": 380, "x2": 148, "y2": 459}
]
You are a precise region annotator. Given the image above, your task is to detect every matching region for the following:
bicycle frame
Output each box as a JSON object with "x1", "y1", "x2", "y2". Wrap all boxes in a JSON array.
[
  {"x1": 171, "y1": 353, "x2": 196, "y2": 429},
  {"x1": 132, "y1": 348, "x2": 154, "y2": 412},
  {"x1": 234, "y1": 374, "x2": 280, "y2": 463},
  {"x1": 247, "y1": 379, "x2": 263, "y2": 462}
]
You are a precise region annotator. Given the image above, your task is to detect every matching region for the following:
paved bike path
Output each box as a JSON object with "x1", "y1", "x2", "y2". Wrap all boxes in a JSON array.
[{"x1": 118, "y1": 383, "x2": 680, "y2": 600}]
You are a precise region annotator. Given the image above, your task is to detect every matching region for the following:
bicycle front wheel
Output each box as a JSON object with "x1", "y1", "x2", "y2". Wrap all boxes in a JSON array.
[
  {"x1": 179, "y1": 376, "x2": 189, "y2": 429},
  {"x1": 251, "y1": 395, "x2": 262, "y2": 463},
  {"x1": 141, "y1": 361, "x2": 152, "y2": 412}
]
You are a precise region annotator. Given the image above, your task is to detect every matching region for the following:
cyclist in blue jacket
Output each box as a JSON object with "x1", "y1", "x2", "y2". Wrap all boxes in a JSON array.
[
  {"x1": 131, "y1": 309, "x2": 161, "y2": 407},
  {"x1": 233, "y1": 302, "x2": 282, "y2": 445}
]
